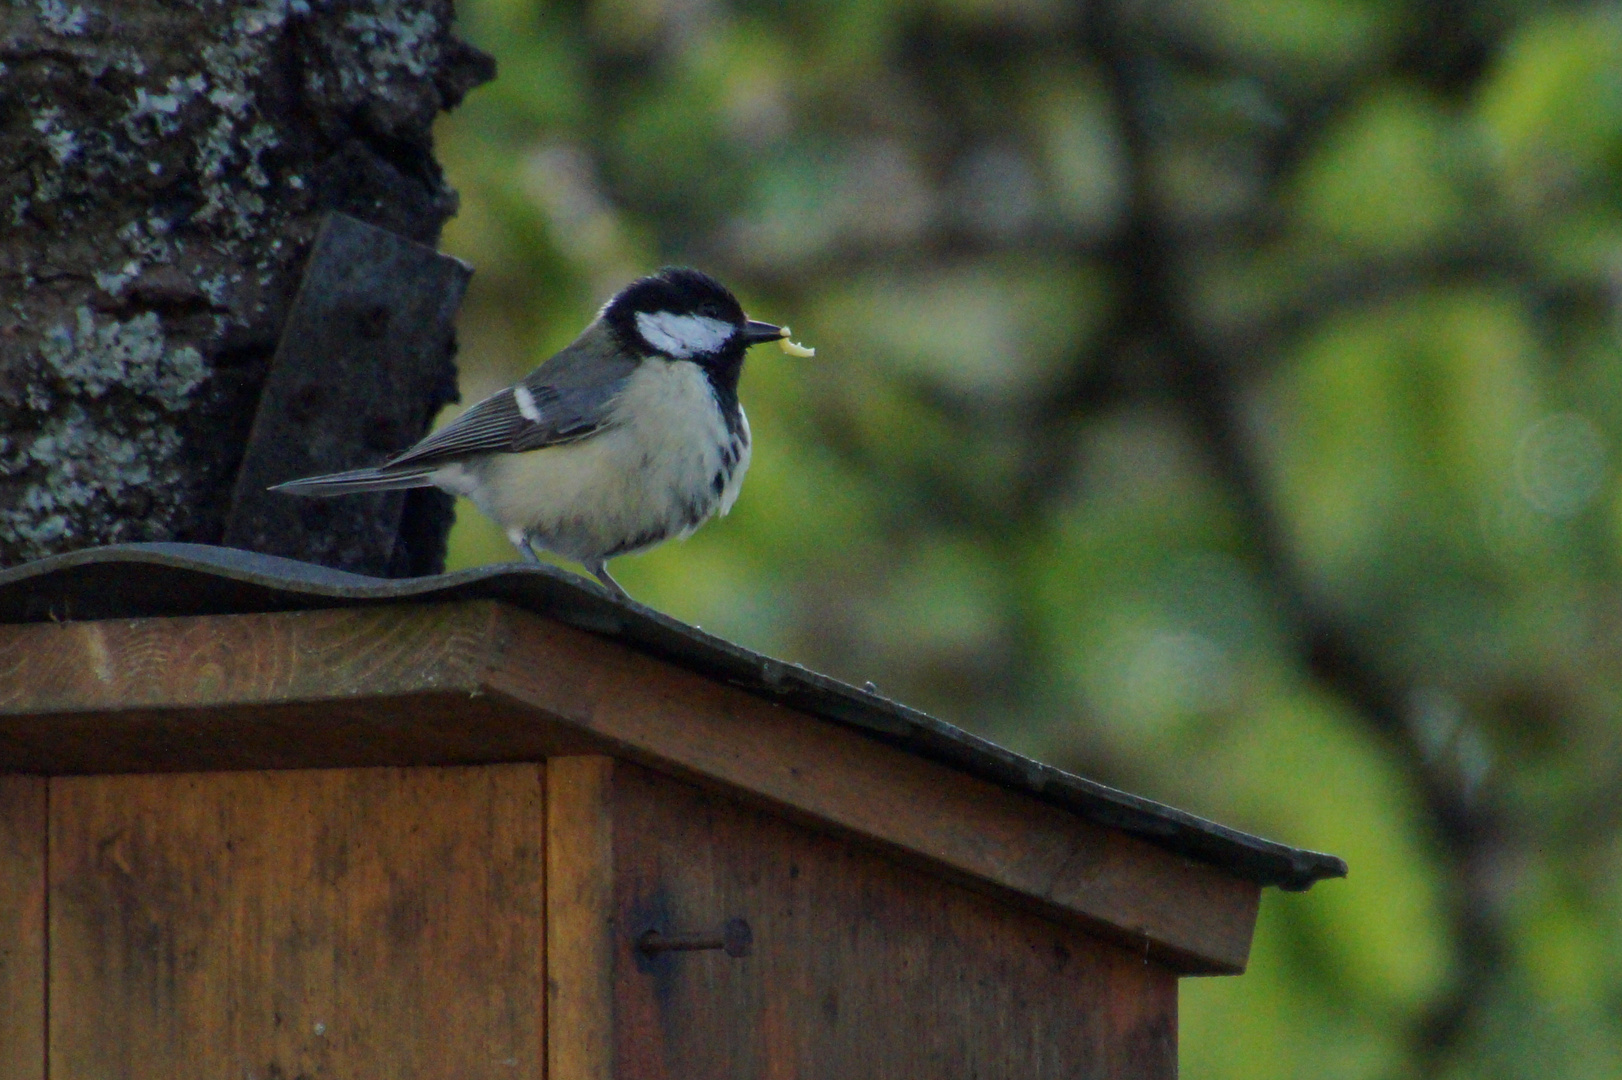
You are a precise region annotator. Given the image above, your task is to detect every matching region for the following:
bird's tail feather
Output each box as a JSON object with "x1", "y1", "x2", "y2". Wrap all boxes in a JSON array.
[{"x1": 270, "y1": 466, "x2": 437, "y2": 497}]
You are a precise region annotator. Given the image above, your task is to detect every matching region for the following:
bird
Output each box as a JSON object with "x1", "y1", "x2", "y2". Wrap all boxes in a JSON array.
[{"x1": 271, "y1": 267, "x2": 812, "y2": 598}]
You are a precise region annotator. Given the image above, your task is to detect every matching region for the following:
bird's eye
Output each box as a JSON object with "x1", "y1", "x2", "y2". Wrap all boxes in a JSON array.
[{"x1": 698, "y1": 302, "x2": 724, "y2": 320}]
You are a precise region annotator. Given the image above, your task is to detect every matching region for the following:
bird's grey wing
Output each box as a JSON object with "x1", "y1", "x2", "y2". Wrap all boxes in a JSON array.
[{"x1": 381, "y1": 335, "x2": 637, "y2": 471}]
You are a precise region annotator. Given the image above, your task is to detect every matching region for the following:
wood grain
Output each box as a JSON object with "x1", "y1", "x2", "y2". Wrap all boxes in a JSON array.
[
  {"x1": 0, "y1": 604, "x2": 488, "y2": 716},
  {"x1": 548, "y1": 756, "x2": 617, "y2": 1080},
  {"x1": 0, "y1": 600, "x2": 1259, "y2": 973},
  {"x1": 0, "y1": 776, "x2": 45, "y2": 1080},
  {"x1": 48, "y1": 765, "x2": 544, "y2": 1080},
  {"x1": 611, "y1": 762, "x2": 1177, "y2": 1079},
  {"x1": 0, "y1": 605, "x2": 594, "y2": 775},
  {"x1": 483, "y1": 607, "x2": 1259, "y2": 974}
]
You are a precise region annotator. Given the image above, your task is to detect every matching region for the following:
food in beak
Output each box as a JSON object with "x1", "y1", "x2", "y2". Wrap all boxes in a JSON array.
[{"x1": 777, "y1": 328, "x2": 815, "y2": 357}]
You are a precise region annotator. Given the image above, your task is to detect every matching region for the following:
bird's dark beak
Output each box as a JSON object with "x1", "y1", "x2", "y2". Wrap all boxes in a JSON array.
[{"x1": 742, "y1": 319, "x2": 786, "y2": 346}]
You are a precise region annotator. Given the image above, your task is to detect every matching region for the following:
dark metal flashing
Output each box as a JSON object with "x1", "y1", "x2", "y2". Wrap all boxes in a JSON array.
[
  {"x1": 222, "y1": 213, "x2": 469, "y2": 575},
  {"x1": 0, "y1": 544, "x2": 1347, "y2": 891}
]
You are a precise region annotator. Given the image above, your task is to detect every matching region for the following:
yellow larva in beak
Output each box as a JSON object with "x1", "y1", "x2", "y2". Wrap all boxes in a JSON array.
[
  {"x1": 743, "y1": 319, "x2": 814, "y2": 356},
  {"x1": 777, "y1": 328, "x2": 815, "y2": 357}
]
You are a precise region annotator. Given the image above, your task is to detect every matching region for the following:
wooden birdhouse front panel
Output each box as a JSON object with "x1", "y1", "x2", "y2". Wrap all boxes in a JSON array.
[
  {"x1": 588, "y1": 758, "x2": 1177, "y2": 1080},
  {"x1": 2, "y1": 758, "x2": 1176, "y2": 1080},
  {"x1": 0, "y1": 777, "x2": 46, "y2": 1080},
  {"x1": 3, "y1": 766, "x2": 547, "y2": 1080}
]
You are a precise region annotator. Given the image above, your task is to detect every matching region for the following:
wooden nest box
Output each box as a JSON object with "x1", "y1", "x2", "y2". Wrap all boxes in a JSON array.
[{"x1": 0, "y1": 545, "x2": 1343, "y2": 1080}]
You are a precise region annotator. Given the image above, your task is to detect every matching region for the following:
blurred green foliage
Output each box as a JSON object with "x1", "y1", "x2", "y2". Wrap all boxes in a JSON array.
[{"x1": 432, "y1": 0, "x2": 1622, "y2": 1074}]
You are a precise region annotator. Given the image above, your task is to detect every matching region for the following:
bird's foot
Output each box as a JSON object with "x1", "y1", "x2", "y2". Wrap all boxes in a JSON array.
[{"x1": 585, "y1": 560, "x2": 630, "y2": 600}]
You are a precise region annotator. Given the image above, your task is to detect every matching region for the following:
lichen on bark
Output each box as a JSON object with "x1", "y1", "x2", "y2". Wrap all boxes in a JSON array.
[{"x1": 0, "y1": 0, "x2": 493, "y2": 566}]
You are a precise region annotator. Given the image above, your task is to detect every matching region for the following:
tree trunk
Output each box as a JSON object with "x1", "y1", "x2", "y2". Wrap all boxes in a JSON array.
[{"x1": 0, "y1": 0, "x2": 493, "y2": 571}]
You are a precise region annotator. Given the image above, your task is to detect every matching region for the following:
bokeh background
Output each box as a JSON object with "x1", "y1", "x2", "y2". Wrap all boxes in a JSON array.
[{"x1": 431, "y1": 0, "x2": 1622, "y2": 1075}]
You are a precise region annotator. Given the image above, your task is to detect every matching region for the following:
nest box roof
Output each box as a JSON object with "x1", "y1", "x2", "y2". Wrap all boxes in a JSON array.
[{"x1": 0, "y1": 544, "x2": 1345, "y2": 893}]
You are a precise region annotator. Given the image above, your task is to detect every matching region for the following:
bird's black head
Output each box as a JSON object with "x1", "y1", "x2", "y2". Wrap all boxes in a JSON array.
[{"x1": 603, "y1": 268, "x2": 785, "y2": 376}]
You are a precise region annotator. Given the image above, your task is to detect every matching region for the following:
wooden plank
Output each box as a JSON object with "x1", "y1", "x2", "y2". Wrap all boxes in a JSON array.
[
  {"x1": 0, "y1": 605, "x2": 571, "y2": 775},
  {"x1": 547, "y1": 756, "x2": 617, "y2": 1080},
  {"x1": 611, "y1": 762, "x2": 1177, "y2": 1079},
  {"x1": 0, "y1": 604, "x2": 488, "y2": 716},
  {"x1": 0, "y1": 776, "x2": 45, "y2": 1080},
  {"x1": 482, "y1": 607, "x2": 1259, "y2": 974},
  {"x1": 0, "y1": 693, "x2": 600, "y2": 776},
  {"x1": 48, "y1": 765, "x2": 544, "y2": 1080},
  {"x1": 0, "y1": 601, "x2": 1259, "y2": 972}
]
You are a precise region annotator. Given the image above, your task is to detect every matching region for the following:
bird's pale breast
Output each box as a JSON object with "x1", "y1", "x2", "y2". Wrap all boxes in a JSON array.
[{"x1": 438, "y1": 359, "x2": 750, "y2": 563}]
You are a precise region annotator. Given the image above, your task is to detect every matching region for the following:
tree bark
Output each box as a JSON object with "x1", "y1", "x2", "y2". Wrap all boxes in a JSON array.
[{"x1": 0, "y1": 0, "x2": 493, "y2": 571}]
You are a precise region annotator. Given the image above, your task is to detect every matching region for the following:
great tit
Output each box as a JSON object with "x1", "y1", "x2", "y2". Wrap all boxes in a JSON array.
[{"x1": 272, "y1": 266, "x2": 810, "y2": 597}]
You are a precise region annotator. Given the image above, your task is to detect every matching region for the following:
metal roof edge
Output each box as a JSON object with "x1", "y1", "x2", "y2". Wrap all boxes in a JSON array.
[{"x1": 0, "y1": 543, "x2": 1347, "y2": 891}]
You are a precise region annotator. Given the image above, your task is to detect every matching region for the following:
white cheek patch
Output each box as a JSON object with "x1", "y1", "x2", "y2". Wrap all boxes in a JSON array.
[{"x1": 635, "y1": 311, "x2": 734, "y2": 359}]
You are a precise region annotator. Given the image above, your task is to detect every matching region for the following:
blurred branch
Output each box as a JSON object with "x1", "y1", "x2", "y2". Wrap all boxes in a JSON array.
[
  {"x1": 1078, "y1": 0, "x2": 1515, "y2": 1067},
  {"x1": 1211, "y1": 243, "x2": 1554, "y2": 359}
]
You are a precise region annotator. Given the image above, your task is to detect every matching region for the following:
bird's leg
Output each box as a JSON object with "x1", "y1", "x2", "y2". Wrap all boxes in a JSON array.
[
  {"x1": 585, "y1": 559, "x2": 629, "y2": 599},
  {"x1": 517, "y1": 537, "x2": 543, "y2": 565}
]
